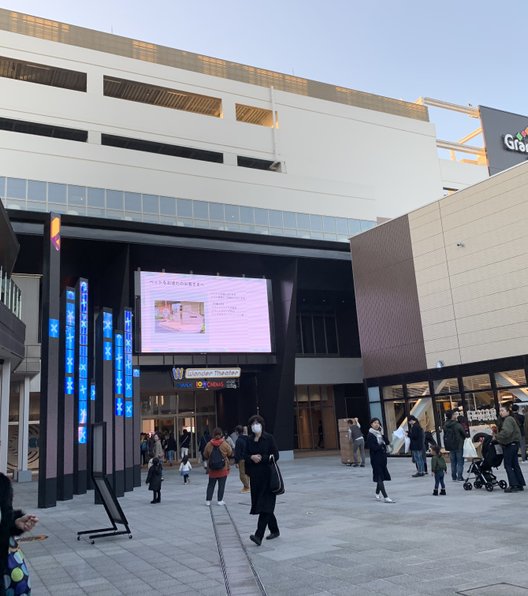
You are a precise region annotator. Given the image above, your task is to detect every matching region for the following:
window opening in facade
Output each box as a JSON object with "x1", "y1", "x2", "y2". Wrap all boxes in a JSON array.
[
  {"x1": 104, "y1": 76, "x2": 222, "y2": 117},
  {"x1": 102, "y1": 134, "x2": 224, "y2": 164},
  {"x1": 237, "y1": 155, "x2": 280, "y2": 171},
  {"x1": 296, "y1": 312, "x2": 339, "y2": 356},
  {"x1": 0, "y1": 55, "x2": 87, "y2": 91},
  {"x1": 0, "y1": 117, "x2": 88, "y2": 141},
  {"x1": 235, "y1": 103, "x2": 277, "y2": 127}
]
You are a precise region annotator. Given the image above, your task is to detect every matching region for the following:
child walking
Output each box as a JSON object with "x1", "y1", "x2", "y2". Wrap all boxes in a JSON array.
[
  {"x1": 179, "y1": 454, "x2": 192, "y2": 484},
  {"x1": 431, "y1": 445, "x2": 447, "y2": 496},
  {"x1": 146, "y1": 457, "x2": 163, "y2": 503}
]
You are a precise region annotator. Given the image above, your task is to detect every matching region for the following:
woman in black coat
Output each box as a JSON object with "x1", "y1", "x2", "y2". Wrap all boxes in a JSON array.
[
  {"x1": 366, "y1": 418, "x2": 395, "y2": 503},
  {"x1": 245, "y1": 415, "x2": 280, "y2": 546},
  {"x1": 0, "y1": 473, "x2": 38, "y2": 596}
]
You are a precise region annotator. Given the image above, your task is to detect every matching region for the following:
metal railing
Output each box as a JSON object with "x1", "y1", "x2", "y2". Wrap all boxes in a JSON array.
[{"x1": 0, "y1": 267, "x2": 22, "y2": 319}]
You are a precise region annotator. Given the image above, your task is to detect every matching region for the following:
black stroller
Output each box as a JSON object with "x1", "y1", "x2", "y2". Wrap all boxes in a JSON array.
[{"x1": 463, "y1": 434, "x2": 507, "y2": 492}]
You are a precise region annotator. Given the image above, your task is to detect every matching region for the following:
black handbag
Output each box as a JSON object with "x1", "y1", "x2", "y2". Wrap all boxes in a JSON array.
[{"x1": 269, "y1": 455, "x2": 285, "y2": 495}]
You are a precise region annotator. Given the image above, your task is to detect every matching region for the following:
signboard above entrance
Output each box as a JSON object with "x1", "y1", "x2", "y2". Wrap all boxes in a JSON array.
[{"x1": 171, "y1": 367, "x2": 241, "y2": 381}]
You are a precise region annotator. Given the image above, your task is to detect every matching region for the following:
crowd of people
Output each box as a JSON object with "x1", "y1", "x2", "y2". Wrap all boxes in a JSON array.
[
  {"x1": 346, "y1": 401, "x2": 527, "y2": 502},
  {"x1": 141, "y1": 416, "x2": 280, "y2": 546}
]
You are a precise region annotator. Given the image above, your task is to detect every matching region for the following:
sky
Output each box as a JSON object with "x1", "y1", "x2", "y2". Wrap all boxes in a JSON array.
[{"x1": 3, "y1": 0, "x2": 527, "y2": 143}]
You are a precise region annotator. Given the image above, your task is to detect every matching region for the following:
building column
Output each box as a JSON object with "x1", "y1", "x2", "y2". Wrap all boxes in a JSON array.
[
  {"x1": 15, "y1": 377, "x2": 32, "y2": 482},
  {"x1": 0, "y1": 360, "x2": 11, "y2": 474}
]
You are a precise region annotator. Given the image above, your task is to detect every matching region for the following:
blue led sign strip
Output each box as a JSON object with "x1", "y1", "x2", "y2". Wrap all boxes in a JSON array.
[
  {"x1": 115, "y1": 331, "x2": 124, "y2": 417},
  {"x1": 124, "y1": 309, "x2": 133, "y2": 418},
  {"x1": 64, "y1": 289, "x2": 75, "y2": 398},
  {"x1": 78, "y1": 280, "x2": 88, "y2": 444}
]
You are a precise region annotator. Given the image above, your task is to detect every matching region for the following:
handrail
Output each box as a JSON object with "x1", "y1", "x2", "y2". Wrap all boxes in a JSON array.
[{"x1": 0, "y1": 266, "x2": 22, "y2": 319}]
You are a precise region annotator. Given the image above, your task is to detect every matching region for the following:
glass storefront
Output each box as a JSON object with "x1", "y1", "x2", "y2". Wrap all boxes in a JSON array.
[
  {"x1": 141, "y1": 390, "x2": 216, "y2": 459},
  {"x1": 373, "y1": 366, "x2": 528, "y2": 451}
]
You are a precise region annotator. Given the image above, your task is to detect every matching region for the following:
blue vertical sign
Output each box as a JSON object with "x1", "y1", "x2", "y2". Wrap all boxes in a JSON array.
[
  {"x1": 77, "y1": 280, "x2": 88, "y2": 444},
  {"x1": 64, "y1": 289, "x2": 75, "y2": 397},
  {"x1": 115, "y1": 332, "x2": 124, "y2": 417},
  {"x1": 124, "y1": 309, "x2": 133, "y2": 418}
]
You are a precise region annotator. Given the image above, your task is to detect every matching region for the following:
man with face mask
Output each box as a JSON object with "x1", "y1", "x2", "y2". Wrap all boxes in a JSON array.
[{"x1": 245, "y1": 415, "x2": 280, "y2": 546}]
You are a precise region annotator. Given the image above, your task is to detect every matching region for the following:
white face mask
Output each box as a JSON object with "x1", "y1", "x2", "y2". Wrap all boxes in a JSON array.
[{"x1": 251, "y1": 423, "x2": 262, "y2": 434}]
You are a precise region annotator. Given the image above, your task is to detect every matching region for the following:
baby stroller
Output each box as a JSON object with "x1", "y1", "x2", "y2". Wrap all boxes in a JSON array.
[{"x1": 463, "y1": 434, "x2": 506, "y2": 492}]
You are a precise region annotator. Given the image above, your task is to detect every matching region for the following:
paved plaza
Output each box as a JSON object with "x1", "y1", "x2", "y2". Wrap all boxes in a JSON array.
[{"x1": 12, "y1": 454, "x2": 528, "y2": 595}]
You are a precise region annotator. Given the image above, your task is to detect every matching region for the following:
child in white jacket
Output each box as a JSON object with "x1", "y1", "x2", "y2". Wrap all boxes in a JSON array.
[{"x1": 179, "y1": 455, "x2": 192, "y2": 484}]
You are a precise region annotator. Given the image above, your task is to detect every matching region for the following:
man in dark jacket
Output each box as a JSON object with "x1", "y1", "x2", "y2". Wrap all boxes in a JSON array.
[
  {"x1": 496, "y1": 405, "x2": 525, "y2": 492},
  {"x1": 234, "y1": 425, "x2": 250, "y2": 493},
  {"x1": 408, "y1": 416, "x2": 425, "y2": 477},
  {"x1": 443, "y1": 410, "x2": 466, "y2": 481},
  {"x1": 511, "y1": 404, "x2": 526, "y2": 463}
]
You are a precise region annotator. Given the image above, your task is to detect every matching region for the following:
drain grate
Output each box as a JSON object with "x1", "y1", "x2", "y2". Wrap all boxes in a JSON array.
[
  {"x1": 210, "y1": 505, "x2": 266, "y2": 595},
  {"x1": 457, "y1": 583, "x2": 528, "y2": 595}
]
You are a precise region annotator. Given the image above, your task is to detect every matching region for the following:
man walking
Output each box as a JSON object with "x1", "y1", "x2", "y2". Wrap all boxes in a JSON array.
[
  {"x1": 443, "y1": 410, "x2": 466, "y2": 481},
  {"x1": 511, "y1": 404, "x2": 526, "y2": 463},
  {"x1": 408, "y1": 416, "x2": 426, "y2": 477},
  {"x1": 234, "y1": 425, "x2": 250, "y2": 493}
]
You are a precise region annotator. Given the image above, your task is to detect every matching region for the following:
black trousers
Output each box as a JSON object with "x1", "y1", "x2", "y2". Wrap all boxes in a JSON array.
[
  {"x1": 503, "y1": 442, "x2": 526, "y2": 488},
  {"x1": 151, "y1": 490, "x2": 161, "y2": 502},
  {"x1": 206, "y1": 476, "x2": 227, "y2": 501},
  {"x1": 256, "y1": 512, "x2": 279, "y2": 539}
]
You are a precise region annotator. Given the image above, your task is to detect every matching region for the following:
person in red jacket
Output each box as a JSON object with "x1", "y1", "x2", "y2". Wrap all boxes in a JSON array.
[{"x1": 203, "y1": 427, "x2": 233, "y2": 506}]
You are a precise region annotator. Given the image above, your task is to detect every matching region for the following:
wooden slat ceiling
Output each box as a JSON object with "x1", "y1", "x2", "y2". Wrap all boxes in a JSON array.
[
  {"x1": 104, "y1": 76, "x2": 222, "y2": 117},
  {"x1": 0, "y1": 56, "x2": 86, "y2": 90}
]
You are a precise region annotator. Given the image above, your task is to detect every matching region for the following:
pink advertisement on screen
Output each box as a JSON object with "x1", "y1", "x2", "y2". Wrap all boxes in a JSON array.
[{"x1": 139, "y1": 271, "x2": 272, "y2": 353}]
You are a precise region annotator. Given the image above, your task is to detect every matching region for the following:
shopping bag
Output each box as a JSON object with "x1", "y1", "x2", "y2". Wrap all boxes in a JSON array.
[
  {"x1": 404, "y1": 437, "x2": 411, "y2": 454},
  {"x1": 269, "y1": 455, "x2": 285, "y2": 495},
  {"x1": 463, "y1": 437, "x2": 478, "y2": 459},
  {"x1": 4, "y1": 536, "x2": 31, "y2": 595}
]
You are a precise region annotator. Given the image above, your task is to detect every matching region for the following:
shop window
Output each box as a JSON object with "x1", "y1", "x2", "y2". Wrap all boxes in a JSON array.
[
  {"x1": 433, "y1": 378, "x2": 460, "y2": 395},
  {"x1": 384, "y1": 399, "x2": 406, "y2": 454},
  {"x1": 465, "y1": 391, "x2": 498, "y2": 437},
  {"x1": 495, "y1": 369, "x2": 527, "y2": 388},
  {"x1": 382, "y1": 385, "x2": 404, "y2": 400},
  {"x1": 463, "y1": 374, "x2": 491, "y2": 391},
  {"x1": 406, "y1": 381, "x2": 430, "y2": 398},
  {"x1": 408, "y1": 397, "x2": 435, "y2": 443}
]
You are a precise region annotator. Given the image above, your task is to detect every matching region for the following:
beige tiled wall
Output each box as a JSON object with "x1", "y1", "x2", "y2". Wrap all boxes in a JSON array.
[{"x1": 409, "y1": 162, "x2": 528, "y2": 369}]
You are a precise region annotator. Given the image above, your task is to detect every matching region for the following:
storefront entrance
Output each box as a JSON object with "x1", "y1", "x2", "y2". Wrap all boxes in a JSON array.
[
  {"x1": 294, "y1": 385, "x2": 338, "y2": 449},
  {"x1": 141, "y1": 390, "x2": 216, "y2": 459}
]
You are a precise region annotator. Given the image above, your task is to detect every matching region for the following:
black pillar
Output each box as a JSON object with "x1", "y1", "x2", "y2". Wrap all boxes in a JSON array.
[
  {"x1": 38, "y1": 213, "x2": 61, "y2": 508},
  {"x1": 257, "y1": 259, "x2": 298, "y2": 452}
]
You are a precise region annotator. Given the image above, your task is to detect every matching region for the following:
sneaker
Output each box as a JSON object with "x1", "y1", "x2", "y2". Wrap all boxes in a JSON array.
[
  {"x1": 360, "y1": 464, "x2": 365, "y2": 467},
  {"x1": 375, "y1": 494, "x2": 382, "y2": 501},
  {"x1": 352, "y1": 464, "x2": 359, "y2": 467},
  {"x1": 217, "y1": 500, "x2": 226, "y2": 506},
  {"x1": 384, "y1": 497, "x2": 395, "y2": 503},
  {"x1": 412, "y1": 473, "x2": 422, "y2": 478},
  {"x1": 205, "y1": 501, "x2": 211, "y2": 506}
]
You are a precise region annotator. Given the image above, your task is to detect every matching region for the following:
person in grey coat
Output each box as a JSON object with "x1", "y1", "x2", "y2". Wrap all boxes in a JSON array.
[{"x1": 347, "y1": 418, "x2": 365, "y2": 467}]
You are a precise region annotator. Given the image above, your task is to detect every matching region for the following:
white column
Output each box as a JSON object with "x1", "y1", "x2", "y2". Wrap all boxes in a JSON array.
[
  {"x1": 16, "y1": 377, "x2": 32, "y2": 482},
  {"x1": 0, "y1": 360, "x2": 11, "y2": 475}
]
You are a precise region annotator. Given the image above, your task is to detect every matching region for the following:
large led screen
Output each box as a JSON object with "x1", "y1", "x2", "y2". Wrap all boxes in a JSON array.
[{"x1": 138, "y1": 271, "x2": 272, "y2": 353}]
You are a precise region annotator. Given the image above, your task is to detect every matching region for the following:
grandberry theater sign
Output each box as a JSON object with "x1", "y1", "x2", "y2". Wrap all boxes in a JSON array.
[{"x1": 480, "y1": 105, "x2": 528, "y2": 175}]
